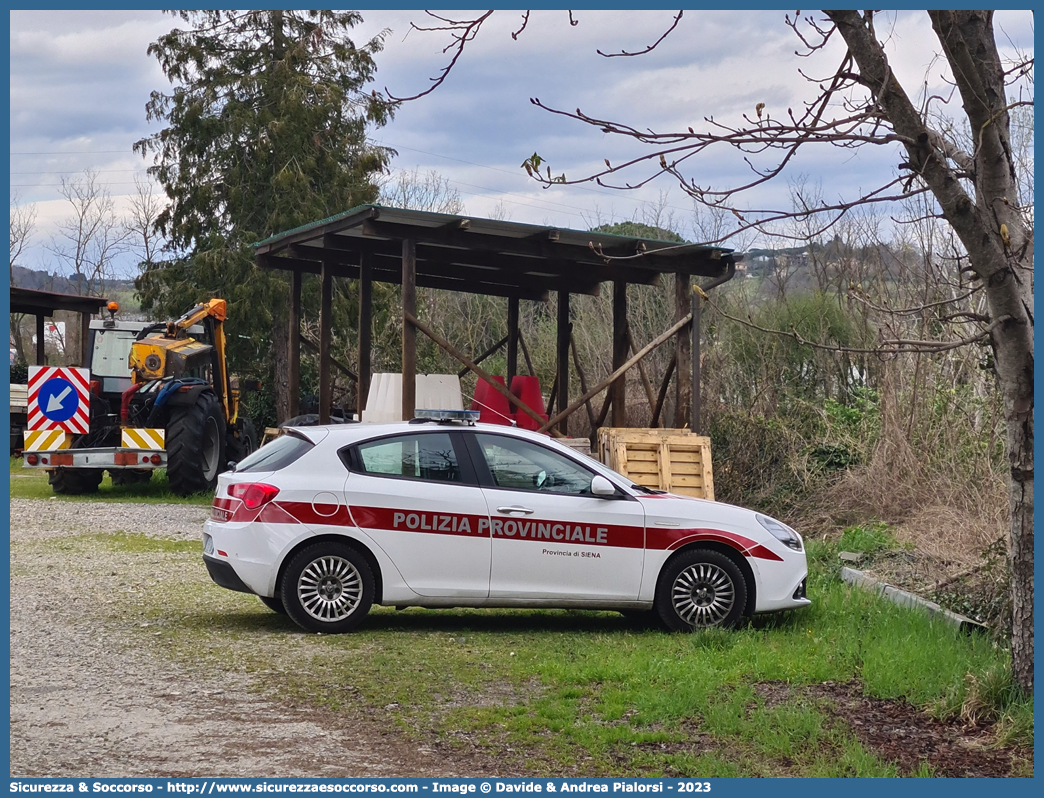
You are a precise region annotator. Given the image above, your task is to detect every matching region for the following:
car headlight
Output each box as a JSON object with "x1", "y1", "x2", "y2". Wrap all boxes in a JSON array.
[{"x1": 756, "y1": 514, "x2": 803, "y2": 552}]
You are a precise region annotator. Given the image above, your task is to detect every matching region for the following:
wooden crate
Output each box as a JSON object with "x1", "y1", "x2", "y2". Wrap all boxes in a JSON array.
[
  {"x1": 10, "y1": 383, "x2": 28, "y2": 412},
  {"x1": 597, "y1": 428, "x2": 714, "y2": 500}
]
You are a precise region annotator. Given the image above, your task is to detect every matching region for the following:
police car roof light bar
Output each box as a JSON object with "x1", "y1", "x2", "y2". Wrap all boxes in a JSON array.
[{"x1": 412, "y1": 409, "x2": 480, "y2": 425}]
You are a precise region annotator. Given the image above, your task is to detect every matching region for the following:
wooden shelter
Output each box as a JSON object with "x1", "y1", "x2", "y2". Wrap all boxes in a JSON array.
[
  {"x1": 9, "y1": 287, "x2": 110, "y2": 366},
  {"x1": 255, "y1": 204, "x2": 739, "y2": 435}
]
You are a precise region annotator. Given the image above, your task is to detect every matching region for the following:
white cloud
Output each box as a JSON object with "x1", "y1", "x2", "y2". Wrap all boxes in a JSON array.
[{"x1": 10, "y1": 8, "x2": 1035, "y2": 278}]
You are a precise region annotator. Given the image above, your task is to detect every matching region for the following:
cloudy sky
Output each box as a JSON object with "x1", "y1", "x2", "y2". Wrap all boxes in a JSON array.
[{"x1": 8, "y1": 9, "x2": 1035, "y2": 279}]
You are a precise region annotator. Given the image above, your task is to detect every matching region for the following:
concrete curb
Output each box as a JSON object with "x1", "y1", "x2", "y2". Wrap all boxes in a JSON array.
[{"x1": 840, "y1": 566, "x2": 986, "y2": 633}]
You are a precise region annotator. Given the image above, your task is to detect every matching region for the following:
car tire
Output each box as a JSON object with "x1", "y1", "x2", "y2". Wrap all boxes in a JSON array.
[
  {"x1": 655, "y1": 549, "x2": 747, "y2": 631},
  {"x1": 166, "y1": 391, "x2": 225, "y2": 496},
  {"x1": 280, "y1": 542, "x2": 374, "y2": 634},
  {"x1": 258, "y1": 594, "x2": 287, "y2": 615}
]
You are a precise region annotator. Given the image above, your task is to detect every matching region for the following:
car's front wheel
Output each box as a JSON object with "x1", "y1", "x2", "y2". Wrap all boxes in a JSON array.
[
  {"x1": 655, "y1": 549, "x2": 747, "y2": 630},
  {"x1": 280, "y1": 542, "x2": 374, "y2": 633}
]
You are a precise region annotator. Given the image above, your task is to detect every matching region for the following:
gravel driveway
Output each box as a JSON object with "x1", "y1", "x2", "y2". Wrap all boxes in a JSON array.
[{"x1": 9, "y1": 498, "x2": 477, "y2": 778}]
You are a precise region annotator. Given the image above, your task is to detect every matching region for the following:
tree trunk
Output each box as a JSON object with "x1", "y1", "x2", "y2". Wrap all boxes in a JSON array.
[
  {"x1": 829, "y1": 9, "x2": 1034, "y2": 694},
  {"x1": 10, "y1": 314, "x2": 28, "y2": 364},
  {"x1": 271, "y1": 307, "x2": 291, "y2": 425}
]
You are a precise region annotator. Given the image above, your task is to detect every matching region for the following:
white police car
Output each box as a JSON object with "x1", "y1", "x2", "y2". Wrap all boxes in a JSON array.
[{"x1": 203, "y1": 412, "x2": 810, "y2": 633}]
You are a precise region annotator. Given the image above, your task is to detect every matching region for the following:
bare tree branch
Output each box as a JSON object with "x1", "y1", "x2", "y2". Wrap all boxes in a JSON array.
[
  {"x1": 384, "y1": 11, "x2": 493, "y2": 102},
  {"x1": 597, "y1": 10, "x2": 683, "y2": 57}
]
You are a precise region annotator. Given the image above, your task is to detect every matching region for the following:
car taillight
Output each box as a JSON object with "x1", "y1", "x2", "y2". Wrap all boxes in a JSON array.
[
  {"x1": 229, "y1": 482, "x2": 280, "y2": 510},
  {"x1": 26, "y1": 454, "x2": 38, "y2": 465}
]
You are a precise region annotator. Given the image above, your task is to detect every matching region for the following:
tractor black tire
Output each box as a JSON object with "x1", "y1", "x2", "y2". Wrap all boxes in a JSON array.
[
  {"x1": 227, "y1": 416, "x2": 258, "y2": 466},
  {"x1": 48, "y1": 435, "x2": 104, "y2": 495},
  {"x1": 110, "y1": 469, "x2": 153, "y2": 486},
  {"x1": 49, "y1": 466, "x2": 103, "y2": 495},
  {"x1": 166, "y1": 391, "x2": 226, "y2": 496}
]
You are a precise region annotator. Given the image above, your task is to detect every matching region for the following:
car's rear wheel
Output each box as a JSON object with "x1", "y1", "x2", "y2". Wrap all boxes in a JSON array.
[
  {"x1": 280, "y1": 542, "x2": 374, "y2": 634},
  {"x1": 258, "y1": 594, "x2": 287, "y2": 615},
  {"x1": 655, "y1": 549, "x2": 747, "y2": 630}
]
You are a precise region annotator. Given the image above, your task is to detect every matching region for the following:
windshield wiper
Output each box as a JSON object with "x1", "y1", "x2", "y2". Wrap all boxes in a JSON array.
[{"x1": 629, "y1": 483, "x2": 667, "y2": 495}]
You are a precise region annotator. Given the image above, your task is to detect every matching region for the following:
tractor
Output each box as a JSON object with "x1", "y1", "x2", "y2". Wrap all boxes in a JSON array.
[{"x1": 24, "y1": 299, "x2": 258, "y2": 496}]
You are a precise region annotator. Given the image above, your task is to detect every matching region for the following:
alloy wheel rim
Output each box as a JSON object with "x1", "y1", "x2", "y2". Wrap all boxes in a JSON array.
[
  {"x1": 298, "y1": 556, "x2": 363, "y2": 622},
  {"x1": 672, "y1": 562, "x2": 735, "y2": 627}
]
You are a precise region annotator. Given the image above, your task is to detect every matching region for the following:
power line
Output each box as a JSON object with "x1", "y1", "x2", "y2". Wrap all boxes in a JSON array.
[
  {"x1": 11, "y1": 169, "x2": 147, "y2": 175},
  {"x1": 10, "y1": 149, "x2": 134, "y2": 155},
  {"x1": 10, "y1": 182, "x2": 148, "y2": 188}
]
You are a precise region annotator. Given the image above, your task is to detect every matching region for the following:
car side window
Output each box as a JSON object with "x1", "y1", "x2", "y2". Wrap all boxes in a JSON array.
[
  {"x1": 474, "y1": 433, "x2": 595, "y2": 496},
  {"x1": 355, "y1": 432, "x2": 464, "y2": 484}
]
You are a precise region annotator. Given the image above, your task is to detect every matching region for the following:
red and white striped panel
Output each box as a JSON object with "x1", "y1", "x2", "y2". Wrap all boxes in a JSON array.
[{"x1": 27, "y1": 366, "x2": 91, "y2": 433}]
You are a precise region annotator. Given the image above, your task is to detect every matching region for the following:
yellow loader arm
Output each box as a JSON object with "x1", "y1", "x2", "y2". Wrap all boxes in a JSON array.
[{"x1": 129, "y1": 298, "x2": 237, "y2": 425}]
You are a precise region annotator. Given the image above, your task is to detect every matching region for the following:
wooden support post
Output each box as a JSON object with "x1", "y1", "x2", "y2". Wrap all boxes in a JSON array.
[
  {"x1": 36, "y1": 314, "x2": 45, "y2": 365},
  {"x1": 627, "y1": 328, "x2": 657, "y2": 420},
  {"x1": 596, "y1": 394, "x2": 612, "y2": 427},
  {"x1": 611, "y1": 280, "x2": 628, "y2": 427},
  {"x1": 651, "y1": 351, "x2": 677, "y2": 428},
  {"x1": 288, "y1": 270, "x2": 302, "y2": 419},
  {"x1": 402, "y1": 238, "x2": 417, "y2": 421},
  {"x1": 404, "y1": 311, "x2": 560, "y2": 436},
  {"x1": 517, "y1": 329, "x2": 536, "y2": 377},
  {"x1": 300, "y1": 337, "x2": 357, "y2": 381},
  {"x1": 570, "y1": 332, "x2": 597, "y2": 429},
  {"x1": 556, "y1": 291, "x2": 570, "y2": 435},
  {"x1": 456, "y1": 335, "x2": 509, "y2": 379},
  {"x1": 674, "y1": 272, "x2": 692, "y2": 429},
  {"x1": 357, "y1": 252, "x2": 372, "y2": 416},
  {"x1": 319, "y1": 265, "x2": 333, "y2": 424},
  {"x1": 79, "y1": 312, "x2": 90, "y2": 366},
  {"x1": 507, "y1": 295, "x2": 519, "y2": 387},
  {"x1": 692, "y1": 283, "x2": 702, "y2": 435},
  {"x1": 540, "y1": 311, "x2": 691, "y2": 434}
]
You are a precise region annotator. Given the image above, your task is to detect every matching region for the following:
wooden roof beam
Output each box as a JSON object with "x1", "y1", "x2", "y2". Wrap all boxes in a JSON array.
[
  {"x1": 259, "y1": 253, "x2": 549, "y2": 301},
  {"x1": 318, "y1": 235, "x2": 658, "y2": 286},
  {"x1": 289, "y1": 241, "x2": 603, "y2": 295}
]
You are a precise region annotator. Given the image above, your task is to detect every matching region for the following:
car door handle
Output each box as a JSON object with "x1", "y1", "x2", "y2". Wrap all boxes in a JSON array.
[{"x1": 497, "y1": 506, "x2": 534, "y2": 515}]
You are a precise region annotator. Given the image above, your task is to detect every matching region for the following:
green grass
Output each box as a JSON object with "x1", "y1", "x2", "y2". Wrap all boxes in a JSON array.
[
  {"x1": 9, "y1": 456, "x2": 213, "y2": 504},
  {"x1": 837, "y1": 522, "x2": 901, "y2": 554},
  {"x1": 15, "y1": 527, "x2": 1029, "y2": 778}
]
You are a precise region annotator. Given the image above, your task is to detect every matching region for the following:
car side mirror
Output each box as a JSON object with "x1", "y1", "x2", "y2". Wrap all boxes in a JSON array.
[{"x1": 591, "y1": 475, "x2": 616, "y2": 497}]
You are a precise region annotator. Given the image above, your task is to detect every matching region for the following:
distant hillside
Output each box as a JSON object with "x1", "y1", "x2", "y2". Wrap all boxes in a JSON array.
[{"x1": 10, "y1": 266, "x2": 138, "y2": 304}]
